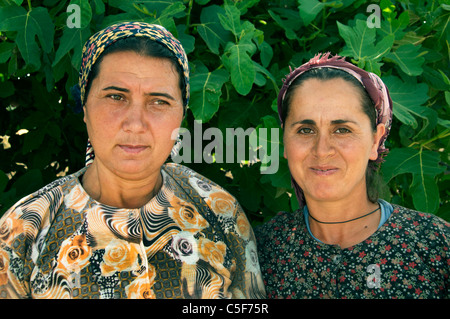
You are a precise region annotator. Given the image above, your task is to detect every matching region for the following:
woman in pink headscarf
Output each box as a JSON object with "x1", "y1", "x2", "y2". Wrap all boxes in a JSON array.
[{"x1": 255, "y1": 53, "x2": 449, "y2": 299}]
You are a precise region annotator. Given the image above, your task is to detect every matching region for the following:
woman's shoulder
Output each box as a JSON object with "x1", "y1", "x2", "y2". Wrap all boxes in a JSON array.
[
  {"x1": 264, "y1": 210, "x2": 299, "y2": 226},
  {"x1": 390, "y1": 204, "x2": 449, "y2": 226},
  {"x1": 1, "y1": 168, "x2": 84, "y2": 223},
  {"x1": 163, "y1": 162, "x2": 235, "y2": 199},
  {"x1": 163, "y1": 162, "x2": 221, "y2": 188},
  {"x1": 388, "y1": 203, "x2": 450, "y2": 241},
  {"x1": 0, "y1": 168, "x2": 85, "y2": 252},
  {"x1": 254, "y1": 211, "x2": 301, "y2": 238}
]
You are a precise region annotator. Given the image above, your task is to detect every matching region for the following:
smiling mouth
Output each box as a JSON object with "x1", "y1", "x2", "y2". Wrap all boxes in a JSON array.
[{"x1": 310, "y1": 167, "x2": 338, "y2": 175}]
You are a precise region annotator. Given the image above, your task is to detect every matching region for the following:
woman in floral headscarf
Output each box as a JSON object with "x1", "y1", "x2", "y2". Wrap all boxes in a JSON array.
[
  {"x1": 0, "y1": 22, "x2": 265, "y2": 299},
  {"x1": 255, "y1": 53, "x2": 449, "y2": 299}
]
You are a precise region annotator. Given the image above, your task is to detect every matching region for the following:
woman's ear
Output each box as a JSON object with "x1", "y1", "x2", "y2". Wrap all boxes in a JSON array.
[
  {"x1": 281, "y1": 123, "x2": 288, "y2": 159},
  {"x1": 369, "y1": 123, "x2": 386, "y2": 161},
  {"x1": 83, "y1": 105, "x2": 87, "y2": 124}
]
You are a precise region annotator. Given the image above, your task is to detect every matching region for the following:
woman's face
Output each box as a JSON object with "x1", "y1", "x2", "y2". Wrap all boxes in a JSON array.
[
  {"x1": 83, "y1": 51, "x2": 184, "y2": 180},
  {"x1": 283, "y1": 78, "x2": 385, "y2": 204}
]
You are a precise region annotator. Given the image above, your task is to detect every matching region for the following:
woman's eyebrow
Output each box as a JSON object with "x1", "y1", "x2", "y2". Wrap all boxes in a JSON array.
[
  {"x1": 290, "y1": 119, "x2": 316, "y2": 127},
  {"x1": 331, "y1": 119, "x2": 358, "y2": 125},
  {"x1": 102, "y1": 86, "x2": 129, "y2": 92},
  {"x1": 146, "y1": 92, "x2": 176, "y2": 101},
  {"x1": 290, "y1": 119, "x2": 358, "y2": 127},
  {"x1": 102, "y1": 86, "x2": 176, "y2": 101}
]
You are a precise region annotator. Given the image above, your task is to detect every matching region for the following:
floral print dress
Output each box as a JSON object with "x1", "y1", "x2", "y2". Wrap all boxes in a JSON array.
[
  {"x1": 0, "y1": 163, "x2": 265, "y2": 299},
  {"x1": 255, "y1": 205, "x2": 449, "y2": 299}
]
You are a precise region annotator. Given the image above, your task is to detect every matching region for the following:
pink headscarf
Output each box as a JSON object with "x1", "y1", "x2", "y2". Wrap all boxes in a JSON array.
[{"x1": 277, "y1": 52, "x2": 393, "y2": 208}]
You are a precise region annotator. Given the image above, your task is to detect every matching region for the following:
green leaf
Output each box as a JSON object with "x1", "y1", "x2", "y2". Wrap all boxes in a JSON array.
[
  {"x1": 190, "y1": 63, "x2": 229, "y2": 122},
  {"x1": 197, "y1": 5, "x2": 229, "y2": 54},
  {"x1": 29, "y1": 7, "x2": 55, "y2": 54},
  {"x1": 260, "y1": 184, "x2": 291, "y2": 216},
  {"x1": 196, "y1": 0, "x2": 211, "y2": 5},
  {"x1": 152, "y1": 1, "x2": 186, "y2": 27},
  {"x1": 225, "y1": 0, "x2": 259, "y2": 15},
  {"x1": 69, "y1": 0, "x2": 92, "y2": 28},
  {"x1": 104, "y1": 1, "x2": 185, "y2": 30},
  {"x1": 176, "y1": 24, "x2": 195, "y2": 54},
  {"x1": 53, "y1": 26, "x2": 90, "y2": 70},
  {"x1": 258, "y1": 41, "x2": 273, "y2": 68},
  {"x1": 253, "y1": 61, "x2": 278, "y2": 91},
  {"x1": 22, "y1": 128, "x2": 46, "y2": 154},
  {"x1": 382, "y1": 148, "x2": 445, "y2": 181},
  {"x1": 261, "y1": 157, "x2": 291, "y2": 189},
  {"x1": 213, "y1": 5, "x2": 260, "y2": 96},
  {"x1": 0, "y1": 6, "x2": 55, "y2": 69},
  {"x1": 382, "y1": 76, "x2": 436, "y2": 133},
  {"x1": 434, "y1": 10, "x2": 450, "y2": 45},
  {"x1": 218, "y1": 4, "x2": 241, "y2": 36},
  {"x1": 445, "y1": 91, "x2": 450, "y2": 106},
  {"x1": 337, "y1": 20, "x2": 394, "y2": 74},
  {"x1": 411, "y1": 174, "x2": 441, "y2": 213},
  {"x1": 108, "y1": 0, "x2": 136, "y2": 12},
  {"x1": 268, "y1": 8, "x2": 302, "y2": 40},
  {"x1": 11, "y1": 169, "x2": 43, "y2": 199},
  {"x1": 385, "y1": 43, "x2": 425, "y2": 76},
  {"x1": 251, "y1": 115, "x2": 282, "y2": 175},
  {"x1": 298, "y1": 0, "x2": 324, "y2": 25},
  {"x1": 222, "y1": 41, "x2": 256, "y2": 95},
  {"x1": 92, "y1": 0, "x2": 105, "y2": 15},
  {"x1": 232, "y1": 165, "x2": 263, "y2": 212},
  {"x1": 382, "y1": 148, "x2": 445, "y2": 213},
  {"x1": 218, "y1": 101, "x2": 253, "y2": 130},
  {"x1": 0, "y1": 5, "x2": 27, "y2": 31},
  {"x1": 0, "y1": 80, "x2": 15, "y2": 98},
  {"x1": 379, "y1": 0, "x2": 409, "y2": 40},
  {"x1": 0, "y1": 42, "x2": 15, "y2": 63}
]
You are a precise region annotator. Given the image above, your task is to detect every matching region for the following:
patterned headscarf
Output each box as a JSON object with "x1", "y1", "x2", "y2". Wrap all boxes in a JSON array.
[
  {"x1": 277, "y1": 52, "x2": 393, "y2": 208},
  {"x1": 73, "y1": 22, "x2": 190, "y2": 166}
]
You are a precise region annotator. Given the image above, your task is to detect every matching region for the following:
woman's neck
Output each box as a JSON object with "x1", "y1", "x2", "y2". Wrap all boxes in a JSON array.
[
  {"x1": 306, "y1": 196, "x2": 381, "y2": 249},
  {"x1": 81, "y1": 161, "x2": 162, "y2": 209}
]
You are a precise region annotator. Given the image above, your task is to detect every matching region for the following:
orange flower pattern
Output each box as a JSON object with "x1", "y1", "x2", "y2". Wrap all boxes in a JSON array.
[
  {"x1": 0, "y1": 250, "x2": 9, "y2": 286},
  {"x1": 0, "y1": 163, "x2": 265, "y2": 299},
  {"x1": 57, "y1": 235, "x2": 91, "y2": 273}
]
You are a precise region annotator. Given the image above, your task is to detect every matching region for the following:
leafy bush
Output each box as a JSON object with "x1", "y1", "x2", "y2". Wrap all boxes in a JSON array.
[{"x1": 0, "y1": 0, "x2": 448, "y2": 223}]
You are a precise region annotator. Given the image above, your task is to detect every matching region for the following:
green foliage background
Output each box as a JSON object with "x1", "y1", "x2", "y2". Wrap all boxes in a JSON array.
[{"x1": 0, "y1": 0, "x2": 449, "y2": 223}]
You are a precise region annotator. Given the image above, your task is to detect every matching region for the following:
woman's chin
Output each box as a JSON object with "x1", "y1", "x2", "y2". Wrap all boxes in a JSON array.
[
  {"x1": 303, "y1": 187, "x2": 343, "y2": 203},
  {"x1": 111, "y1": 162, "x2": 161, "y2": 179}
]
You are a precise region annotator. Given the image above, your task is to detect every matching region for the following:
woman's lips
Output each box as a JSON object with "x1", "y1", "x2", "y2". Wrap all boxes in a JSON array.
[
  {"x1": 119, "y1": 145, "x2": 148, "y2": 154},
  {"x1": 310, "y1": 166, "x2": 338, "y2": 176}
]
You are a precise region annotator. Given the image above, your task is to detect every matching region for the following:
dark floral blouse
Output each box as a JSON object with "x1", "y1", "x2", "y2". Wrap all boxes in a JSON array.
[{"x1": 255, "y1": 204, "x2": 450, "y2": 299}]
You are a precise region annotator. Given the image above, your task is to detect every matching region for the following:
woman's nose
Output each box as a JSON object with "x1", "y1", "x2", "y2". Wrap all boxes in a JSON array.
[
  {"x1": 313, "y1": 133, "x2": 335, "y2": 158},
  {"x1": 122, "y1": 102, "x2": 148, "y2": 133}
]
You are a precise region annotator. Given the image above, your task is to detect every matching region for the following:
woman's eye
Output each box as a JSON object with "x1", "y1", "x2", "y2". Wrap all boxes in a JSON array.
[
  {"x1": 335, "y1": 128, "x2": 351, "y2": 134},
  {"x1": 107, "y1": 94, "x2": 124, "y2": 101},
  {"x1": 298, "y1": 127, "x2": 314, "y2": 134},
  {"x1": 153, "y1": 99, "x2": 169, "y2": 106}
]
